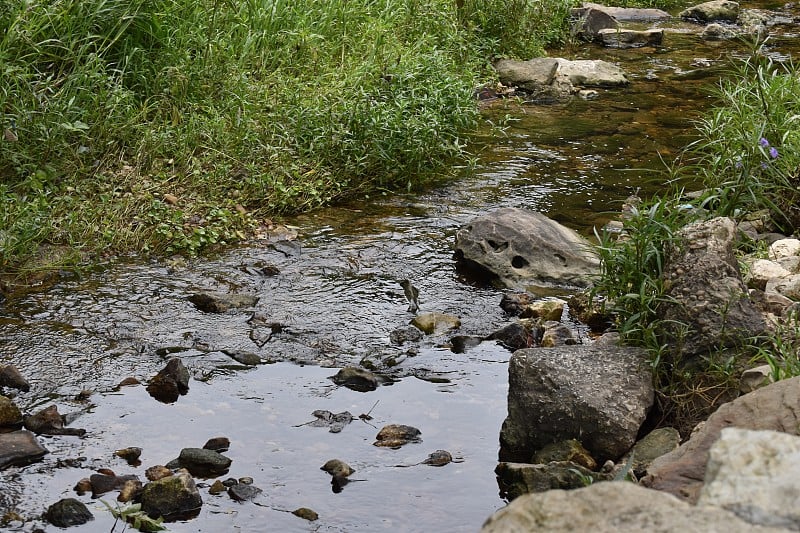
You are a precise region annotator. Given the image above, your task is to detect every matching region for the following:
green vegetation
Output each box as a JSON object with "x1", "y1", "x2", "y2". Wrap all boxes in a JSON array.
[
  {"x1": 0, "y1": 0, "x2": 580, "y2": 272},
  {"x1": 593, "y1": 42, "x2": 800, "y2": 431}
]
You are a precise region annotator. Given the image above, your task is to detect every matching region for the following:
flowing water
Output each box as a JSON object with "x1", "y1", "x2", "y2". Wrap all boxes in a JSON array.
[{"x1": 3, "y1": 8, "x2": 800, "y2": 532}]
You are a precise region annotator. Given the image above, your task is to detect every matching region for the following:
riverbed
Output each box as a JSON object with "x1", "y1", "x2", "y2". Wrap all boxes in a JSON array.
[{"x1": 2, "y1": 5, "x2": 800, "y2": 532}]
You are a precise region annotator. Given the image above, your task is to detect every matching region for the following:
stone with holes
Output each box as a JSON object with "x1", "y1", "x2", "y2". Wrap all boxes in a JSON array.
[{"x1": 454, "y1": 208, "x2": 599, "y2": 289}]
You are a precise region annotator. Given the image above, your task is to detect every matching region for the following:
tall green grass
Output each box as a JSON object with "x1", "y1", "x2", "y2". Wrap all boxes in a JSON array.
[{"x1": 0, "y1": 0, "x2": 577, "y2": 270}]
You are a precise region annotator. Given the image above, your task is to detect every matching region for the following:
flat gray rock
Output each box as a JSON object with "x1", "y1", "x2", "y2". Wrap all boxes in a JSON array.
[{"x1": 0, "y1": 430, "x2": 48, "y2": 469}]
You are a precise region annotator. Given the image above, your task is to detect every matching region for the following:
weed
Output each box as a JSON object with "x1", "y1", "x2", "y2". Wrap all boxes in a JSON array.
[{"x1": 101, "y1": 500, "x2": 167, "y2": 532}]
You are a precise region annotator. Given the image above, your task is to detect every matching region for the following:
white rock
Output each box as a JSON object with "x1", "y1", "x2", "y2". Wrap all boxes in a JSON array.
[
  {"x1": 769, "y1": 238, "x2": 800, "y2": 261},
  {"x1": 744, "y1": 258, "x2": 790, "y2": 291},
  {"x1": 699, "y1": 427, "x2": 800, "y2": 530}
]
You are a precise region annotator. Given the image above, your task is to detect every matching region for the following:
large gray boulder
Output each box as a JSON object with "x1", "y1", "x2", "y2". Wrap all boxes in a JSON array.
[
  {"x1": 597, "y1": 28, "x2": 664, "y2": 49},
  {"x1": 582, "y1": 2, "x2": 672, "y2": 21},
  {"x1": 481, "y1": 481, "x2": 786, "y2": 533},
  {"x1": 699, "y1": 427, "x2": 800, "y2": 530},
  {"x1": 454, "y1": 208, "x2": 599, "y2": 289},
  {"x1": 658, "y1": 217, "x2": 767, "y2": 358},
  {"x1": 556, "y1": 59, "x2": 629, "y2": 87},
  {"x1": 0, "y1": 430, "x2": 48, "y2": 469},
  {"x1": 499, "y1": 334, "x2": 653, "y2": 463},
  {"x1": 679, "y1": 0, "x2": 739, "y2": 23},
  {"x1": 643, "y1": 376, "x2": 800, "y2": 502}
]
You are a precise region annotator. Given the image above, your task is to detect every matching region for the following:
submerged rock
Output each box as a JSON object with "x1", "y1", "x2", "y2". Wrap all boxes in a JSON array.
[
  {"x1": 597, "y1": 28, "x2": 664, "y2": 48},
  {"x1": 0, "y1": 365, "x2": 30, "y2": 392},
  {"x1": 321, "y1": 459, "x2": 354, "y2": 478},
  {"x1": 495, "y1": 461, "x2": 610, "y2": 500},
  {"x1": 330, "y1": 367, "x2": 379, "y2": 392},
  {"x1": 293, "y1": 507, "x2": 319, "y2": 521},
  {"x1": 188, "y1": 291, "x2": 258, "y2": 313},
  {"x1": 306, "y1": 410, "x2": 355, "y2": 433},
  {"x1": 680, "y1": 0, "x2": 739, "y2": 23},
  {"x1": 228, "y1": 482, "x2": 263, "y2": 502},
  {"x1": 374, "y1": 424, "x2": 422, "y2": 448},
  {"x1": 0, "y1": 430, "x2": 48, "y2": 469},
  {"x1": 89, "y1": 472, "x2": 140, "y2": 498},
  {"x1": 45, "y1": 498, "x2": 94, "y2": 527},
  {"x1": 411, "y1": 312, "x2": 461, "y2": 335},
  {"x1": 421, "y1": 449, "x2": 453, "y2": 467},
  {"x1": 532, "y1": 439, "x2": 597, "y2": 471}
]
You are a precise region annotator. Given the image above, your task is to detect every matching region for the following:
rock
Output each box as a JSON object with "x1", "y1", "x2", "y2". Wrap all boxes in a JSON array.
[
  {"x1": 626, "y1": 427, "x2": 681, "y2": 477},
  {"x1": 203, "y1": 436, "x2": 230, "y2": 452},
  {"x1": 532, "y1": 439, "x2": 597, "y2": 471},
  {"x1": 454, "y1": 209, "x2": 599, "y2": 289},
  {"x1": 643, "y1": 376, "x2": 800, "y2": 502},
  {"x1": 321, "y1": 459, "x2": 354, "y2": 477},
  {"x1": 539, "y1": 321, "x2": 577, "y2": 347},
  {"x1": 739, "y1": 364, "x2": 774, "y2": 394},
  {"x1": 769, "y1": 238, "x2": 800, "y2": 260},
  {"x1": 556, "y1": 59, "x2": 629, "y2": 87},
  {"x1": 500, "y1": 338, "x2": 653, "y2": 463},
  {"x1": 389, "y1": 325, "x2": 423, "y2": 345},
  {"x1": 481, "y1": 481, "x2": 785, "y2": 533},
  {"x1": 744, "y1": 259, "x2": 790, "y2": 291},
  {"x1": 228, "y1": 483, "x2": 263, "y2": 502},
  {"x1": 188, "y1": 291, "x2": 258, "y2": 313},
  {"x1": 659, "y1": 217, "x2": 767, "y2": 358},
  {"x1": 89, "y1": 473, "x2": 140, "y2": 497},
  {"x1": 582, "y1": 3, "x2": 671, "y2": 21},
  {"x1": 374, "y1": 424, "x2": 422, "y2": 448},
  {"x1": 698, "y1": 427, "x2": 800, "y2": 529},
  {"x1": 568, "y1": 291, "x2": 612, "y2": 332},
  {"x1": 0, "y1": 395, "x2": 22, "y2": 427},
  {"x1": 597, "y1": 28, "x2": 663, "y2": 48},
  {"x1": 571, "y1": 7, "x2": 619, "y2": 41},
  {"x1": 421, "y1": 450, "x2": 453, "y2": 467},
  {"x1": 680, "y1": 0, "x2": 739, "y2": 23},
  {"x1": 487, "y1": 322, "x2": 535, "y2": 351},
  {"x1": 306, "y1": 410, "x2": 354, "y2": 433},
  {"x1": 74, "y1": 478, "x2": 92, "y2": 495},
  {"x1": 749, "y1": 289, "x2": 793, "y2": 316},
  {"x1": 140, "y1": 470, "x2": 203, "y2": 520},
  {"x1": 449, "y1": 335, "x2": 484, "y2": 353},
  {"x1": 410, "y1": 312, "x2": 461, "y2": 335},
  {"x1": 766, "y1": 274, "x2": 800, "y2": 300},
  {"x1": 330, "y1": 367, "x2": 379, "y2": 392},
  {"x1": 145, "y1": 465, "x2": 173, "y2": 481},
  {"x1": 519, "y1": 299, "x2": 565, "y2": 321},
  {"x1": 45, "y1": 498, "x2": 93, "y2": 527},
  {"x1": 0, "y1": 365, "x2": 30, "y2": 392},
  {"x1": 221, "y1": 349, "x2": 261, "y2": 366},
  {"x1": 0, "y1": 430, "x2": 48, "y2": 469},
  {"x1": 147, "y1": 358, "x2": 190, "y2": 403},
  {"x1": 175, "y1": 448, "x2": 232, "y2": 477},
  {"x1": 208, "y1": 480, "x2": 226, "y2": 495},
  {"x1": 702, "y1": 22, "x2": 738, "y2": 40},
  {"x1": 293, "y1": 507, "x2": 319, "y2": 521},
  {"x1": 114, "y1": 447, "x2": 142, "y2": 464},
  {"x1": 118, "y1": 478, "x2": 143, "y2": 502},
  {"x1": 24, "y1": 405, "x2": 86, "y2": 436},
  {"x1": 500, "y1": 292, "x2": 535, "y2": 316},
  {"x1": 495, "y1": 461, "x2": 610, "y2": 500},
  {"x1": 493, "y1": 58, "x2": 561, "y2": 97}
]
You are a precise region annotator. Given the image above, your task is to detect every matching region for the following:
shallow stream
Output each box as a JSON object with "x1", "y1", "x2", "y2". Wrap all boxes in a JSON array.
[{"x1": 3, "y1": 6, "x2": 800, "y2": 532}]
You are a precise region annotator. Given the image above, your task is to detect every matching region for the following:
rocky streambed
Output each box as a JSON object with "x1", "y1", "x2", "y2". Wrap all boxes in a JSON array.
[{"x1": 4, "y1": 2, "x2": 800, "y2": 532}]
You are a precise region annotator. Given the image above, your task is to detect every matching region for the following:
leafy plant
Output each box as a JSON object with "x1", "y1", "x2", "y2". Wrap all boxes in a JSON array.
[{"x1": 101, "y1": 500, "x2": 168, "y2": 532}]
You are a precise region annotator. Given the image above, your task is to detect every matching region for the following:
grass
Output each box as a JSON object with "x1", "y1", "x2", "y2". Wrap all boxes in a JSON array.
[
  {"x1": 0, "y1": 0, "x2": 582, "y2": 273},
  {"x1": 592, "y1": 39, "x2": 800, "y2": 432}
]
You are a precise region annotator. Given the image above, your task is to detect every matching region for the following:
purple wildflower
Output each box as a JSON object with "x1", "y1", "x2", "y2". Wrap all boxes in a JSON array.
[
  {"x1": 760, "y1": 137, "x2": 770, "y2": 147},
  {"x1": 770, "y1": 146, "x2": 779, "y2": 159},
  {"x1": 761, "y1": 161, "x2": 769, "y2": 170}
]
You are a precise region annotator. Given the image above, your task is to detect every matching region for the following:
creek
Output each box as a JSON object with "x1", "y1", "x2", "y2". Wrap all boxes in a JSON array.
[{"x1": 3, "y1": 6, "x2": 800, "y2": 532}]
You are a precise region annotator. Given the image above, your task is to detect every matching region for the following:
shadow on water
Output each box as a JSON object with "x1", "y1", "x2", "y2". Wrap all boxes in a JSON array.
[{"x1": 3, "y1": 8, "x2": 800, "y2": 531}]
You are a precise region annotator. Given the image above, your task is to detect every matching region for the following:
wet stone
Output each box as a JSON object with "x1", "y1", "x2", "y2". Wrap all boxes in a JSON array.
[
  {"x1": 487, "y1": 322, "x2": 534, "y2": 351},
  {"x1": 307, "y1": 410, "x2": 354, "y2": 433},
  {"x1": 450, "y1": 335, "x2": 483, "y2": 354},
  {"x1": 374, "y1": 424, "x2": 422, "y2": 448},
  {"x1": 188, "y1": 291, "x2": 259, "y2": 313},
  {"x1": 114, "y1": 447, "x2": 142, "y2": 464},
  {"x1": 0, "y1": 365, "x2": 30, "y2": 392},
  {"x1": 145, "y1": 465, "x2": 173, "y2": 481},
  {"x1": 389, "y1": 325, "x2": 423, "y2": 345},
  {"x1": 203, "y1": 436, "x2": 231, "y2": 452},
  {"x1": 118, "y1": 478, "x2": 143, "y2": 503},
  {"x1": 140, "y1": 470, "x2": 203, "y2": 520},
  {"x1": 422, "y1": 450, "x2": 453, "y2": 467},
  {"x1": 0, "y1": 395, "x2": 22, "y2": 427},
  {"x1": 330, "y1": 367, "x2": 378, "y2": 392},
  {"x1": 500, "y1": 292, "x2": 536, "y2": 316},
  {"x1": 228, "y1": 483, "x2": 263, "y2": 502},
  {"x1": 73, "y1": 478, "x2": 92, "y2": 495},
  {"x1": 0, "y1": 430, "x2": 48, "y2": 469},
  {"x1": 221, "y1": 349, "x2": 262, "y2": 366},
  {"x1": 176, "y1": 448, "x2": 232, "y2": 477},
  {"x1": 321, "y1": 459, "x2": 354, "y2": 478},
  {"x1": 45, "y1": 498, "x2": 93, "y2": 527},
  {"x1": 532, "y1": 439, "x2": 597, "y2": 471},
  {"x1": 147, "y1": 358, "x2": 190, "y2": 403},
  {"x1": 293, "y1": 507, "x2": 319, "y2": 521},
  {"x1": 208, "y1": 480, "x2": 226, "y2": 495},
  {"x1": 411, "y1": 312, "x2": 461, "y2": 335},
  {"x1": 24, "y1": 404, "x2": 86, "y2": 436},
  {"x1": 89, "y1": 473, "x2": 140, "y2": 498}
]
